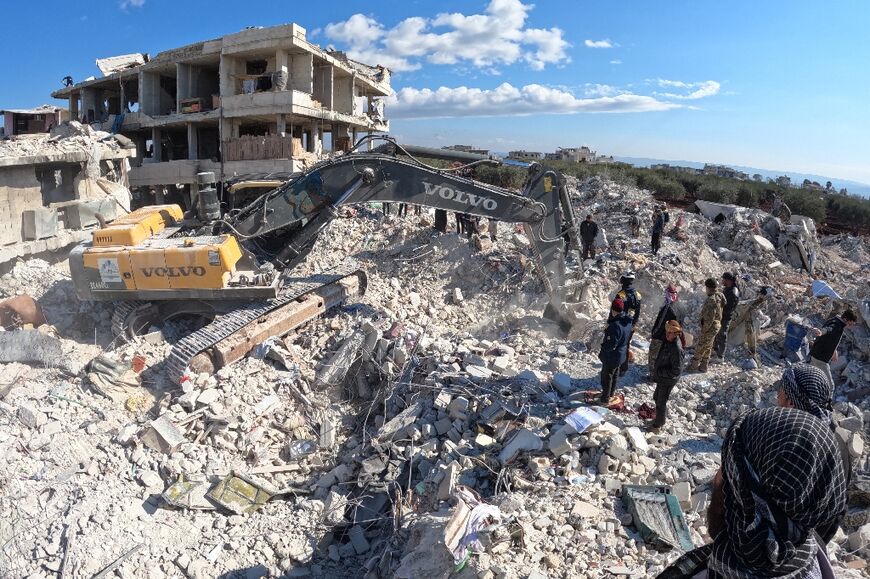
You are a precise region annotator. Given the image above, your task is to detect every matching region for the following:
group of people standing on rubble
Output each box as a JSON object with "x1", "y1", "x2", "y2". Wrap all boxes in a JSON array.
[
  {"x1": 598, "y1": 267, "x2": 857, "y2": 431},
  {"x1": 595, "y1": 270, "x2": 859, "y2": 578}
]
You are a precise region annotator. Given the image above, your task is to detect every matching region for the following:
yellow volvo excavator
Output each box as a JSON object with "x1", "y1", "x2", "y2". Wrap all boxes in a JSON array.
[{"x1": 69, "y1": 137, "x2": 582, "y2": 381}]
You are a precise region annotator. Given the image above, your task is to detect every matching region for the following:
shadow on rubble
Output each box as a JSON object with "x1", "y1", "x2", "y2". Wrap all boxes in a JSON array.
[
  {"x1": 37, "y1": 278, "x2": 115, "y2": 346},
  {"x1": 215, "y1": 565, "x2": 269, "y2": 579}
]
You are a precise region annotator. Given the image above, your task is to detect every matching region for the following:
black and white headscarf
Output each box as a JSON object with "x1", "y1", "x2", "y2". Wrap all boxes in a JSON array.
[
  {"x1": 779, "y1": 364, "x2": 833, "y2": 423},
  {"x1": 658, "y1": 407, "x2": 846, "y2": 579}
]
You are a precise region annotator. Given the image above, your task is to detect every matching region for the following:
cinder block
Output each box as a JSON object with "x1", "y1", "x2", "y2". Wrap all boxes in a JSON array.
[
  {"x1": 60, "y1": 199, "x2": 117, "y2": 230},
  {"x1": 22, "y1": 208, "x2": 58, "y2": 241}
]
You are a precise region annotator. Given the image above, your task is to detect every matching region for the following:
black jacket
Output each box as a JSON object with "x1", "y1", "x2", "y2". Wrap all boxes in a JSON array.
[
  {"x1": 810, "y1": 316, "x2": 847, "y2": 363},
  {"x1": 655, "y1": 339, "x2": 683, "y2": 386},
  {"x1": 651, "y1": 302, "x2": 686, "y2": 341},
  {"x1": 609, "y1": 286, "x2": 642, "y2": 327},
  {"x1": 599, "y1": 314, "x2": 633, "y2": 367},
  {"x1": 720, "y1": 285, "x2": 740, "y2": 324},
  {"x1": 579, "y1": 220, "x2": 599, "y2": 243}
]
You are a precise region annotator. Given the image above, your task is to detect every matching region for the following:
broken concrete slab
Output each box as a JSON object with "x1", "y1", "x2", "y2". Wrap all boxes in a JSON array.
[
  {"x1": 375, "y1": 401, "x2": 423, "y2": 443},
  {"x1": 140, "y1": 415, "x2": 185, "y2": 454},
  {"x1": 498, "y1": 428, "x2": 543, "y2": 465}
]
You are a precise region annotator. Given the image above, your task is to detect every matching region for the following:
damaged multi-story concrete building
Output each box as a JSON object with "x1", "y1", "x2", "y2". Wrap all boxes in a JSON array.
[{"x1": 51, "y1": 23, "x2": 391, "y2": 207}]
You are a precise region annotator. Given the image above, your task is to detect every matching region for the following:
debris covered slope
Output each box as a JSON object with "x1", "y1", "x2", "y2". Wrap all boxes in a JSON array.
[{"x1": 0, "y1": 175, "x2": 868, "y2": 579}]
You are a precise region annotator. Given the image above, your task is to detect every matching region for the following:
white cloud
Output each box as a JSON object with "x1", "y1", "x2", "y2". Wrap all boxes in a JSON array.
[
  {"x1": 119, "y1": 0, "x2": 145, "y2": 8},
  {"x1": 584, "y1": 39, "x2": 613, "y2": 48},
  {"x1": 653, "y1": 79, "x2": 721, "y2": 100},
  {"x1": 609, "y1": 59, "x2": 622, "y2": 65},
  {"x1": 385, "y1": 83, "x2": 681, "y2": 119},
  {"x1": 323, "y1": 0, "x2": 569, "y2": 72},
  {"x1": 583, "y1": 84, "x2": 621, "y2": 98}
]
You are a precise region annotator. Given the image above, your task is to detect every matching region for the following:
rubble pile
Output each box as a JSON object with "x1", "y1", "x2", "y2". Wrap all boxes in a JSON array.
[
  {"x1": 0, "y1": 175, "x2": 868, "y2": 579},
  {"x1": 0, "y1": 121, "x2": 134, "y2": 162}
]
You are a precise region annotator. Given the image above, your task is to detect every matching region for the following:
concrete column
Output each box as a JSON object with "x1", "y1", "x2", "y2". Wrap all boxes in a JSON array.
[
  {"x1": 315, "y1": 127, "x2": 323, "y2": 155},
  {"x1": 187, "y1": 123, "x2": 198, "y2": 160},
  {"x1": 151, "y1": 127, "x2": 163, "y2": 162},
  {"x1": 219, "y1": 55, "x2": 236, "y2": 97},
  {"x1": 275, "y1": 49, "x2": 289, "y2": 91},
  {"x1": 80, "y1": 88, "x2": 97, "y2": 121},
  {"x1": 69, "y1": 95, "x2": 79, "y2": 120},
  {"x1": 140, "y1": 71, "x2": 160, "y2": 116},
  {"x1": 276, "y1": 115, "x2": 286, "y2": 137},
  {"x1": 177, "y1": 63, "x2": 190, "y2": 112}
]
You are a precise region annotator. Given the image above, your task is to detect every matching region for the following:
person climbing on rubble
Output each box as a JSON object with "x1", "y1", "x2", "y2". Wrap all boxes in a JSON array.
[
  {"x1": 728, "y1": 285, "x2": 773, "y2": 368},
  {"x1": 598, "y1": 298, "x2": 632, "y2": 405},
  {"x1": 651, "y1": 207, "x2": 666, "y2": 255},
  {"x1": 628, "y1": 207, "x2": 642, "y2": 238},
  {"x1": 686, "y1": 278, "x2": 724, "y2": 374},
  {"x1": 579, "y1": 214, "x2": 599, "y2": 260},
  {"x1": 712, "y1": 272, "x2": 740, "y2": 362},
  {"x1": 609, "y1": 271, "x2": 641, "y2": 376},
  {"x1": 648, "y1": 320, "x2": 684, "y2": 431},
  {"x1": 646, "y1": 283, "x2": 685, "y2": 382},
  {"x1": 775, "y1": 363, "x2": 852, "y2": 543},
  {"x1": 808, "y1": 309, "x2": 857, "y2": 387},
  {"x1": 657, "y1": 407, "x2": 846, "y2": 579}
]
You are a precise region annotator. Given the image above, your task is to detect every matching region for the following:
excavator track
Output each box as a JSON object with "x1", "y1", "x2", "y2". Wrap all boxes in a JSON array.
[{"x1": 164, "y1": 260, "x2": 365, "y2": 383}]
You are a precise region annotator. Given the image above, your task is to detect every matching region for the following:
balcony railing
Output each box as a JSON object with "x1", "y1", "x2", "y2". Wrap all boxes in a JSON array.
[{"x1": 222, "y1": 135, "x2": 302, "y2": 161}]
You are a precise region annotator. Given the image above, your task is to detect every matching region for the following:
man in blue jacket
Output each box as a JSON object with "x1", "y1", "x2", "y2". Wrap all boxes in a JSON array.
[{"x1": 599, "y1": 298, "x2": 633, "y2": 404}]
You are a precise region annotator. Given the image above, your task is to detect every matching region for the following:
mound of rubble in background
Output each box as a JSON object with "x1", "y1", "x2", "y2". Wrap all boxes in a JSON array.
[{"x1": 0, "y1": 176, "x2": 868, "y2": 579}]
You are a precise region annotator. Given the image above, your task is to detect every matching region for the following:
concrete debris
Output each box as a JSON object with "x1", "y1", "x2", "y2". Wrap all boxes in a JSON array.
[{"x1": 0, "y1": 173, "x2": 867, "y2": 579}]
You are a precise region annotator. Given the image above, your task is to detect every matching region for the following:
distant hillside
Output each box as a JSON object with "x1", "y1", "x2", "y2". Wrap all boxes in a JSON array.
[{"x1": 615, "y1": 156, "x2": 870, "y2": 198}]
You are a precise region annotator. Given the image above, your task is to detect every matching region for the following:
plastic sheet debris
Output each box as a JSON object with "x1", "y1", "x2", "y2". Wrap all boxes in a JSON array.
[
  {"x1": 621, "y1": 485, "x2": 693, "y2": 552},
  {"x1": 87, "y1": 353, "x2": 142, "y2": 402},
  {"x1": 811, "y1": 280, "x2": 840, "y2": 299},
  {"x1": 444, "y1": 486, "x2": 501, "y2": 564},
  {"x1": 564, "y1": 407, "x2": 604, "y2": 434}
]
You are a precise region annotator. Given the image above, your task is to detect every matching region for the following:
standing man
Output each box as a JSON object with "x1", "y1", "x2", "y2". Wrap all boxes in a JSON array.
[
  {"x1": 651, "y1": 208, "x2": 666, "y2": 255},
  {"x1": 628, "y1": 212, "x2": 641, "y2": 238},
  {"x1": 809, "y1": 309, "x2": 858, "y2": 386},
  {"x1": 728, "y1": 286, "x2": 772, "y2": 367},
  {"x1": 687, "y1": 278, "x2": 724, "y2": 373},
  {"x1": 712, "y1": 272, "x2": 740, "y2": 362},
  {"x1": 646, "y1": 283, "x2": 684, "y2": 382},
  {"x1": 579, "y1": 214, "x2": 599, "y2": 260},
  {"x1": 598, "y1": 299, "x2": 633, "y2": 404},
  {"x1": 611, "y1": 271, "x2": 642, "y2": 376},
  {"x1": 434, "y1": 209, "x2": 448, "y2": 233},
  {"x1": 649, "y1": 320, "x2": 684, "y2": 430}
]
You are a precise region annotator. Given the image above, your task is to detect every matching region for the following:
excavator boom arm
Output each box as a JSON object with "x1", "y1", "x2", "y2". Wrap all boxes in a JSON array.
[{"x1": 229, "y1": 147, "x2": 577, "y2": 331}]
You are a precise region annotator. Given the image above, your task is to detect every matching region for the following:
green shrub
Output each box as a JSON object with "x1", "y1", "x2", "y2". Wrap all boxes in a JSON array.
[
  {"x1": 826, "y1": 194, "x2": 870, "y2": 229},
  {"x1": 697, "y1": 181, "x2": 737, "y2": 204},
  {"x1": 782, "y1": 189, "x2": 826, "y2": 222}
]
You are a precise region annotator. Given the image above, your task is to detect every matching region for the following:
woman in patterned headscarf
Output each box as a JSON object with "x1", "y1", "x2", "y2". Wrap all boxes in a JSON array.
[{"x1": 658, "y1": 407, "x2": 846, "y2": 578}]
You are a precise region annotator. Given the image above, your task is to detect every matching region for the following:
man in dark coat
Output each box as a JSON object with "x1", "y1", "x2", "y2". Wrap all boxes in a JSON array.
[
  {"x1": 579, "y1": 214, "x2": 599, "y2": 260},
  {"x1": 649, "y1": 320, "x2": 684, "y2": 430},
  {"x1": 712, "y1": 271, "x2": 740, "y2": 361},
  {"x1": 809, "y1": 309, "x2": 857, "y2": 386},
  {"x1": 598, "y1": 298, "x2": 632, "y2": 404},
  {"x1": 610, "y1": 271, "x2": 641, "y2": 376},
  {"x1": 651, "y1": 208, "x2": 667, "y2": 255},
  {"x1": 646, "y1": 283, "x2": 685, "y2": 382}
]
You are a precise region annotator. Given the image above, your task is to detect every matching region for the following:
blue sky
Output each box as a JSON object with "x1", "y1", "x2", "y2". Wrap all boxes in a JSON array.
[{"x1": 2, "y1": 0, "x2": 868, "y2": 183}]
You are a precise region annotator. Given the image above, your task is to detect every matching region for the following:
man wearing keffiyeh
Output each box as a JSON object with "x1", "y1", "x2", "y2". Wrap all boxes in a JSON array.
[
  {"x1": 658, "y1": 407, "x2": 846, "y2": 579},
  {"x1": 776, "y1": 363, "x2": 852, "y2": 543}
]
